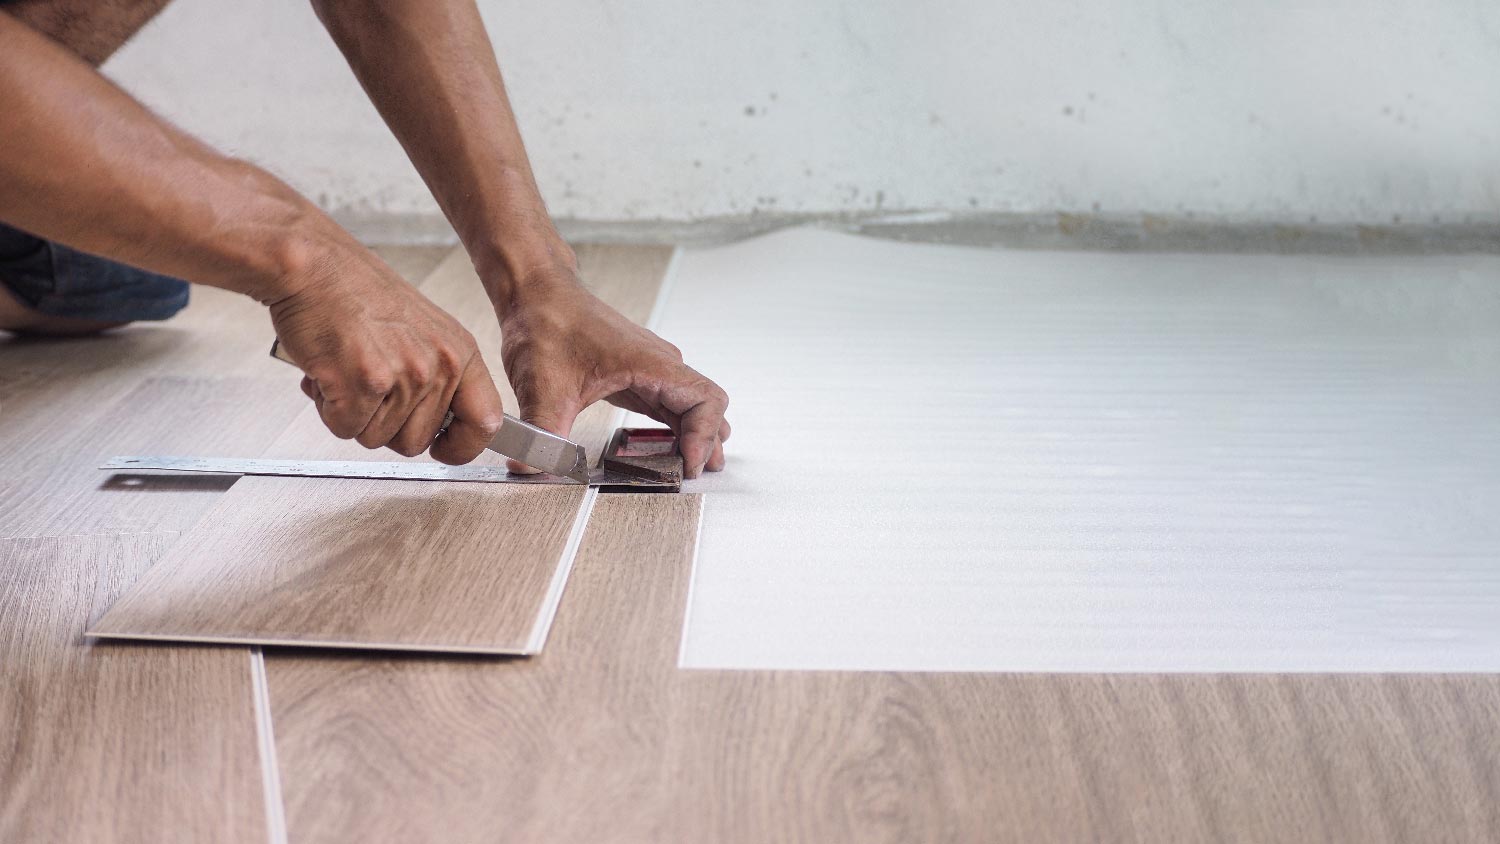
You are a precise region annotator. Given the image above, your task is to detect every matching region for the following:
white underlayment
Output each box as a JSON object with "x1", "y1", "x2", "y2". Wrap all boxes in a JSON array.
[{"x1": 644, "y1": 228, "x2": 1500, "y2": 672}]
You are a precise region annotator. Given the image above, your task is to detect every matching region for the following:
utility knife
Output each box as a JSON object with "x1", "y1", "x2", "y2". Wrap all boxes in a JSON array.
[{"x1": 269, "y1": 339, "x2": 590, "y2": 484}]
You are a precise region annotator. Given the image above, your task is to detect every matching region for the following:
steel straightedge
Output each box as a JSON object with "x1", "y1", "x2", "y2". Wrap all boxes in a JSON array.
[{"x1": 99, "y1": 456, "x2": 679, "y2": 491}]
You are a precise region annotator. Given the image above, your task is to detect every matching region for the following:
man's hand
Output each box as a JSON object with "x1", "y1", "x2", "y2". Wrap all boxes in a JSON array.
[
  {"x1": 498, "y1": 269, "x2": 730, "y2": 479},
  {"x1": 269, "y1": 243, "x2": 506, "y2": 465},
  {"x1": 311, "y1": 0, "x2": 730, "y2": 474}
]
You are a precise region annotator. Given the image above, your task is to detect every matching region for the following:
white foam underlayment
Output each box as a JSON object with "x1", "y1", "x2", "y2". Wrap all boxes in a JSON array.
[{"x1": 638, "y1": 228, "x2": 1500, "y2": 673}]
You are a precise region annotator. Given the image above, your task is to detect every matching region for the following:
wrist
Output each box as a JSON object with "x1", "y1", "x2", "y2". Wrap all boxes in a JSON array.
[
  {"x1": 211, "y1": 160, "x2": 355, "y2": 306},
  {"x1": 471, "y1": 231, "x2": 579, "y2": 315}
]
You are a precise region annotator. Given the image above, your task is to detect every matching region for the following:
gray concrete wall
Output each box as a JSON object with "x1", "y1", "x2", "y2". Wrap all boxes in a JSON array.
[{"x1": 105, "y1": 0, "x2": 1500, "y2": 239}]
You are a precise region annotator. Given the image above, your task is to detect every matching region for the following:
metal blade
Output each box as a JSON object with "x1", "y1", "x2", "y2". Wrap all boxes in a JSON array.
[{"x1": 487, "y1": 415, "x2": 591, "y2": 484}]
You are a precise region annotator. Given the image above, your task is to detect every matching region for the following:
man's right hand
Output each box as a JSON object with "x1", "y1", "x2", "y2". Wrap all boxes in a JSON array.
[{"x1": 267, "y1": 243, "x2": 505, "y2": 465}]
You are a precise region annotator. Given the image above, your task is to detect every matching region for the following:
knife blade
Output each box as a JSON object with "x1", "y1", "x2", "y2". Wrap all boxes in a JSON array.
[{"x1": 269, "y1": 339, "x2": 591, "y2": 484}]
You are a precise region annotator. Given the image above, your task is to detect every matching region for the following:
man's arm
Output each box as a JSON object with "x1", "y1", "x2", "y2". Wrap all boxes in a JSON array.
[
  {"x1": 311, "y1": 0, "x2": 730, "y2": 477},
  {"x1": 0, "y1": 10, "x2": 504, "y2": 463}
]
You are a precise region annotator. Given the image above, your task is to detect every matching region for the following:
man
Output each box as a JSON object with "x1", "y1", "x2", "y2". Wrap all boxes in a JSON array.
[{"x1": 0, "y1": 0, "x2": 730, "y2": 477}]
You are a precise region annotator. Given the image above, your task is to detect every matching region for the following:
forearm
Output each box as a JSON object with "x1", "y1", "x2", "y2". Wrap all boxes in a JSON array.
[
  {"x1": 0, "y1": 11, "x2": 348, "y2": 304},
  {"x1": 310, "y1": 0, "x2": 573, "y2": 309}
]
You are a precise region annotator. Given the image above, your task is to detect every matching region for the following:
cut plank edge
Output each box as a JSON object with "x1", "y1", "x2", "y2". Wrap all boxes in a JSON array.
[
  {"x1": 675, "y1": 497, "x2": 709, "y2": 668},
  {"x1": 251, "y1": 649, "x2": 289, "y2": 844},
  {"x1": 81, "y1": 631, "x2": 534, "y2": 656},
  {"x1": 523, "y1": 487, "x2": 601, "y2": 654}
]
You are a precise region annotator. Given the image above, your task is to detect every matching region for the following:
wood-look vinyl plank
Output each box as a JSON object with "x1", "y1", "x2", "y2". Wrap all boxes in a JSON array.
[
  {"x1": 0, "y1": 532, "x2": 267, "y2": 843},
  {"x1": 1, "y1": 337, "x2": 187, "y2": 496},
  {"x1": 269, "y1": 490, "x2": 1500, "y2": 843},
  {"x1": 268, "y1": 493, "x2": 702, "y2": 843},
  {"x1": 0, "y1": 375, "x2": 305, "y2": 540},
  {"x1": 89, "y1": 479, "x2": 592, "y2": 652}
]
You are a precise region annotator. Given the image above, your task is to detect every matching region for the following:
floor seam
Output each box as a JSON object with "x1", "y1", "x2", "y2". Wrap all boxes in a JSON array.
[
  {"x1": 250, "y1": 649, "x2": 289, "y2": 844},
  {"x1": 675, "y1": 497, "x2": 708, "y2": 668},
  {"x1": 524, "y1": 487, "x2": 601, "y2": 653}
]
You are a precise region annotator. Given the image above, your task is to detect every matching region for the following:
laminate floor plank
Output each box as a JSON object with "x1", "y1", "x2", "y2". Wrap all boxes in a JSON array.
[
  {"x1": 268, "y1": 493, "x2": 703, "y2": 843},
  {"x1": 1, "y1": 375, "x2": 305, "y2": 540},
  {"x1": 89, "y1": 479, "x2": 591, "y2": 652},
  {"x1": 0, "y1": 532, "x2": 268, "y2": 843}
]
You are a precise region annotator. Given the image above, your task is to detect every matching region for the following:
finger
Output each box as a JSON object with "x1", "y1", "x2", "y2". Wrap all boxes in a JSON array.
[
  {"x1": 388, "y1": 386, "x2": 453, "y2": 457},
  {"x1": 705, "y1": 418, "x2": 730, "y2": 471},
  {"x1": 356, "y1": 380, "x2": 420, "y2": 451},
  {"x1": 705, "y1": 431, "x2": 727, "y2": 472},
  {"x1": 679, "y1": 406, "x2": 721, "y2": 478},
  {"x1": 315, "y1": 389, "x2": 384, "y2": 440},
  {"x1": 305, "y1": 361, "x2": 391, "y2": 440},
  {"x1": 429, "y1": 356, "x2": 505, "y2": 466},
  {"x1": 506, "y1": 390, "x2": 581, "y2": 474}
]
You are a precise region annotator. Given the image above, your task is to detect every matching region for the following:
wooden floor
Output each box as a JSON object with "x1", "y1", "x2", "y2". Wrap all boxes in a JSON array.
[{"x1": 3, "y1": 242, "x2": 1497, "y2": 842}]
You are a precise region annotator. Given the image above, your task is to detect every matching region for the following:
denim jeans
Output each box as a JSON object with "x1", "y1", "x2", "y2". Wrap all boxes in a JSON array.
[{"x1": 0, "y1": 222, "x2": 189, "y2": 322}]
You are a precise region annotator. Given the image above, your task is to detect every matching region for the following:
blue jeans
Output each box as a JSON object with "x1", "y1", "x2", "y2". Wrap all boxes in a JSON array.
[{"x1": 0, "y1": 223, "x2": 190, "y2": 322}]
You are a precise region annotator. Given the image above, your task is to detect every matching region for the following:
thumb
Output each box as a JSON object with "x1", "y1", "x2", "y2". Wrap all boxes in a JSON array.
[{"x1": 507, "y1": 390, "x2": 581, "y2": 474}]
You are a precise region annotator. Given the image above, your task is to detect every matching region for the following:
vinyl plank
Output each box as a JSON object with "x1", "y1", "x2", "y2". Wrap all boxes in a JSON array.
[
  {"x1": 0, "y1": 375, "x2": 305, "y2": 540},
  {"x1": 89, "y1": 479, "x2": 592, "y2": 652},
  {"x1": 0, "y1": 532, "x2": 267, "y2": 843},
  {"x1": 268, "y1": 493, "x2": 702, "y2": 843},
  {"x1": 0, "y1": 336, "x2": 185, "y2": 493}
]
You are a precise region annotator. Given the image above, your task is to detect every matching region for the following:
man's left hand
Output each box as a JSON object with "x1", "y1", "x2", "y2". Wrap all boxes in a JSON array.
[{"x1": 497, "y1": 268, "x2": 730, "y2": 479}]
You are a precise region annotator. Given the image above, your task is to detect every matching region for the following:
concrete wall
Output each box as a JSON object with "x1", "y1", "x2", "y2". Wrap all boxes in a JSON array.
[{"x1": 105, "y1": 0, "x2": 1500, "y2": 231}]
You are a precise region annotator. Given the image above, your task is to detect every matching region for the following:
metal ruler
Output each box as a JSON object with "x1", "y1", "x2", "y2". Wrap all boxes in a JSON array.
[{"x1": 100, "y1": 455, "x2": 678, "y2": 491}]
